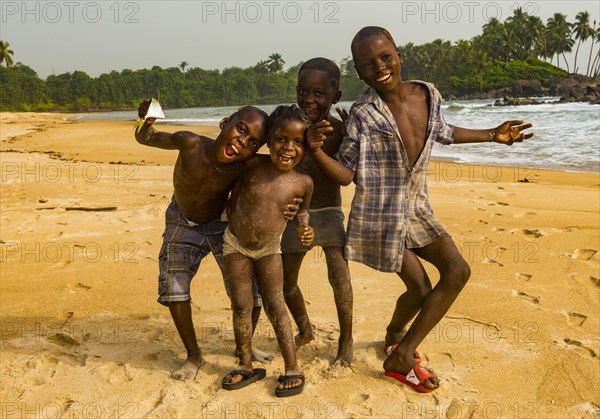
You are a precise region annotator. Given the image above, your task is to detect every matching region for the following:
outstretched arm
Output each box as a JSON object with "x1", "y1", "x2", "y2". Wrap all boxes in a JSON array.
[
  {"x1": 306, "y1": 120, "x2": 355, "y2": 186},
  {"x1": 134, "y1": 99, "x2": 198, "y2": 151},
  {"x1": 453, "y1": 120, "x2": 533, "y2": 145}
]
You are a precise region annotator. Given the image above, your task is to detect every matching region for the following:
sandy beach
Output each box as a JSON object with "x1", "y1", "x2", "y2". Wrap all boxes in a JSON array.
[{"x1": 1, "y1": 112, "x2": 598, "y2": 418}]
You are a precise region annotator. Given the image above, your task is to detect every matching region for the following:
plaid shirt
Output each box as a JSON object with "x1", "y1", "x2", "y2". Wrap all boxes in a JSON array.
[{"x1": 336, "y1": 81, "x2": 454, "y2": 273}]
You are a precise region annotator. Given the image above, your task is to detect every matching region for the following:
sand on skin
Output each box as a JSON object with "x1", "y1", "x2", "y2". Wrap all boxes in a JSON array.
[{"x1": 1, "y1": 112, "x2": 599, "y2": 418}]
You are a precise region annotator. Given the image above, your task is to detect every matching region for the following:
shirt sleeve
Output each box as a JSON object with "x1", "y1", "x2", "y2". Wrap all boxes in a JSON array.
[
  {"x1": 436, "y1": 113, "x2": 454, "y2": 145},
  {"x1": 335, "y1": 110, "x2": 361, "y2": 172},
  {"x1": 431, "y1": 85, "x2": 454, "y2": 145}
]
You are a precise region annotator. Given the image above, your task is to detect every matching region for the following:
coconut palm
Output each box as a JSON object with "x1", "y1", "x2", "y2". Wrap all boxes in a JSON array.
[
  {"x1": 571, "y1": 11, "x2": 594, "y2": 74},
  {"x1": 591, "y1": 28, "x2": 600, "y2": 77},
  {"x1": 179, "y1": 61, "x2": 188, "y2": 73},
  {"x1": 525, "y1": 15, "x2": 547, "y2": 60},
  {"x1": 266, "y1": 53, "x2": 285, "y2": 73},
  {"x1": 0, "y1": 40, "x2": 14, "y2": 67},
  {"x1": 546, "y1": 13, "x2": 575, "y2": 72},
  {"x1": 585, "y1": 20, "x2": 598, "y2": 76},
  {"x1": 480, "y1": 17, "x2": 506, "y2": 61}
]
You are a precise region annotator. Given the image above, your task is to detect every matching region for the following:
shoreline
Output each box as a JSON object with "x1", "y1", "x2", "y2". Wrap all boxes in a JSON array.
[
  {"x1": 2, "y1": 113, "x2": 599, "y2": 176},
  {"x1": 1, "y1": 112, "x2": 599, "y2": 418}
]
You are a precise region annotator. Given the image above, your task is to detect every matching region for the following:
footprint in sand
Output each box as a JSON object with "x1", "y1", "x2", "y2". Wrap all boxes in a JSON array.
[
  {"x1": 496, "y1": 202, "x2": 510, "y2": 206},
  {"x1": 67, "y1": 282, "x2": 91, "y2": 291},
  {"x1": 570, "y1": 273, "x2": 600, "y2": 288},
  {"x1": 513, "y1": 211, "x2": 537, "y2": 218},
  {"x1": 515, "y1": 272, "x2": 533, "y2": 282},
  {"x1": 482, "y1": 257, "x2": 504, "y2": 267},
  {"x1": 561, "y1": 311, "x2": 587, "y2": 327},
  {"x1": 522, "y1": 229, "x2": 544, "y2": 238},
  {"x1": 512, "y1": 290, "x2": 540, "y2": 304},
  {"x1": 50, "y1": 260, "x2": 71, "y2": 270},
  {"x1": 572, "y1": 249, "x2": 598, "y2": 261},
  {"x1": 426, "y1": 351, "x2": 454, "y2": 372},
  {"x1": 46, "y1": 333, "x2": 80, "y2": 347},
  {"x1": 561, "y1": 249, "x2": 598, "y2": 261},
  {"x1": 554, "y1": 338, "x2": 598, "y2": 358}
]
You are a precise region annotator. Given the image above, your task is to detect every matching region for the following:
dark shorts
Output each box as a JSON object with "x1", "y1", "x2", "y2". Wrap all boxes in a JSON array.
[
  {"x1": 281, "y1": 207, "x2": 346, "y2": 253},
  {"x1": 157, "y1": 198, "x2": 262, "y2": 307}
]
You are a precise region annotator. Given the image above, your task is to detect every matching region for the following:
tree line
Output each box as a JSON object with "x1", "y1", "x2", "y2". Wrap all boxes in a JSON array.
[{"x1": 1, "y1": 8, "x2": 598, "y2": 112}]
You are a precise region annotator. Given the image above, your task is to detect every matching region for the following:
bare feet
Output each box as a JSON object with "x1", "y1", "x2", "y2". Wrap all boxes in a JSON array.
[
  {"x1": 252, "y1": 347, "x2": 274, "y2": 364},
  {"x1": 171, "y1": 356, "x2": 204, "y2": 381},
  {"x1": 382, "y1": 345, "x2": 439, "y2": 391},
  {"x1": 294, "y1": 331, "x2": 314, "y2": 349},
  {"x1": 234, "y1": 347, "x2": 275, "y2": 364},
  {"x1": 334, "y1": 337, "x2": 353, "y2": 366}
]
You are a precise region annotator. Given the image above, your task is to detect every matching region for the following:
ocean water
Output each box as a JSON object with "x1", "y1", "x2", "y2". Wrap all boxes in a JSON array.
[{"x1": 74, "y1": 98, "x2": 600, "y2": 173}]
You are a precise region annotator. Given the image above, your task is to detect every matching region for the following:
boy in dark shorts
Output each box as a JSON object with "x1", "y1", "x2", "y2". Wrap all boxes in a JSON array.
[
  {"x1": 135, "y1": 102, "x2": 300, "y2": 381},
  {"x1": 281, "y1": 58, "x2": 353, "y2": 366},
  {"x1": 222, "y1": 105, "x2": 313, "y2": 397}
]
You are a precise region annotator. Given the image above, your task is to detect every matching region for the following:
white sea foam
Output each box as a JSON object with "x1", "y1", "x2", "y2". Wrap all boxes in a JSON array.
[{"x1": 76, "y1": 98, "x2": 600, "y2": 173}]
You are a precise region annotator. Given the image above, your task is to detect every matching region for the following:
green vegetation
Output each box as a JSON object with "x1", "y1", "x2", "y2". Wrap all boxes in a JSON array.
[{"x1": 0, "y1": 8, "x2": 598, "y2": 111}]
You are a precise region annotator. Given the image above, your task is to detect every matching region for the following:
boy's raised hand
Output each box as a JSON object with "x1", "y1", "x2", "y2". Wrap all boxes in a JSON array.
[
  {"x1": 335, "y1": 107, "x2": 349, "y2": 123},
  {"x1": 138, "y1": 99, "x2": 156, "y2": 126},
  {"x1": 493, "y1": 120, "x2": 533, "y2": 145},
  {"x1": 306, "y1": 120, "x2": 334, "y2": 152}
]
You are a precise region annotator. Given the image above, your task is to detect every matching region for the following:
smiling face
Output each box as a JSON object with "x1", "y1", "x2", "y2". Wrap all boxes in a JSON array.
[
  {"x1": 296, "y1": 69, "x2": 341, "y2": 124},
  {"x1": 267, "y1": 119, "x2": 306, "y2": 172},
  {"x1": 215, "y1": 109, "x2": 267, "y2": 163},
  {"x1": 353, "y1": 34, "x2": 403, "y2": 94}
]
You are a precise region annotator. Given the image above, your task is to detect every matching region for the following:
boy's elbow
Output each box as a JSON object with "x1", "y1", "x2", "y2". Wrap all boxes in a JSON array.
[{"x1": 339, "y1": 171, "x2": 355, "y2": 186}]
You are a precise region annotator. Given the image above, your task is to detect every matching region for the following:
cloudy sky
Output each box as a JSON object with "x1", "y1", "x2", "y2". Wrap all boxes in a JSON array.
[{"x1": 2, "y1": 1, "x2": 599, "y2": 78}]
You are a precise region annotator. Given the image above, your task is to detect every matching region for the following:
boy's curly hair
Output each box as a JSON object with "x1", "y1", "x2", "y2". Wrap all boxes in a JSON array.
[
  {"x1": 267, "y1": 104, "x2": 309, "y2": 138},
  {"x1": 298, "y1": 58, "x2": 341, "y2": 90}
]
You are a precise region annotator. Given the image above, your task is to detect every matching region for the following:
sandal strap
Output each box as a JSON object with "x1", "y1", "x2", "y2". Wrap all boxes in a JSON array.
[{"x1": 229, "y1": 369, "x2": 253, "y2": 379}]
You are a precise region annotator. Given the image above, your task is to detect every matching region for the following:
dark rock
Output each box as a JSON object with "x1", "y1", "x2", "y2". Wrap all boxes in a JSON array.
[{"x1": 512, "y1": 80, "x2": 543, "y2": 97}]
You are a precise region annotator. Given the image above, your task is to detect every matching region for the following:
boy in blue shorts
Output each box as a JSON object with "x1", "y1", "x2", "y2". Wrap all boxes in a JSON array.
[
  {"x1": 281, "y1": 58, "x2": 353, "y2": 366},
  {"x1": 135, "y1": 102, "x2": 300, "y2": 381}
]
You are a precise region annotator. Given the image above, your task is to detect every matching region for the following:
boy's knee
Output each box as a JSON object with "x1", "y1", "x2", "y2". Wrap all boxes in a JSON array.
[
  {"x1": 282, "y1": 282, "x2": 297, "y2": 297},
  {"x1": 231, "y1": 304, "x2": 252, "y2": 318},
  {"x1": 447, "y1": 260, "x2": 471, "y2": 290},
  {"x1": 408, "y1": 282, "x2": 432, "y2": 302}
]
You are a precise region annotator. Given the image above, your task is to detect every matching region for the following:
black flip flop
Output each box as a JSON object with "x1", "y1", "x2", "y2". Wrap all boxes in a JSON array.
[
  {"x1": 222, "y1": 368, "x2": 266, "y2": 390},
  {"x1": 275, "y1": 374, "x2": 305, "y2": 397}
]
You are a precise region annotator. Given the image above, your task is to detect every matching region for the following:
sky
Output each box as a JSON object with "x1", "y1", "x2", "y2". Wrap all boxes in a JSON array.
[{"x1": 2, "y1": 1, "x2": 599, "y2": 78}]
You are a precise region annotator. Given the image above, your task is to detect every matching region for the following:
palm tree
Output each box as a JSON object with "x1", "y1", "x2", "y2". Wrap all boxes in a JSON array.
[
  {"x1": 525, "y1": 15, "x2": 547, "y2": 60},
  {"x1": 546, "y1": 13, "x2": 575, "y2": 72},
  {"x1": 480, "y1": 18, "x2": 505, "y2": 61},
  {"x1": 506, "y1": 7, "x2": 531, "y2": 60},
  {"x1": 591, "y1": 29, "x2": 600, "y2": 78},
  {"x1": 571, "y1": 11, "x2": 594, "y2": 74},
  {"x1": 586, "y1": 20, "x2": 598, "y2": 76},
  {"x1": 472, "y1": 50, "x2": 490, "y2": 94},
  {"x1": 179, "y1": 61, "x2": 188, "y2": 73},
  {"x1": 266, "y1": 53, "x2": 285, "y2": 72},
  {"x1": 0, "y1": 40, "x2": 14, "y2": 67}
]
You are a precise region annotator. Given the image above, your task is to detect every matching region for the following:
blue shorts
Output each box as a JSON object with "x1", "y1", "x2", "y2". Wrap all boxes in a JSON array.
[{"x1": 157, "y1": 198, "x2": 262, "y2": 307}]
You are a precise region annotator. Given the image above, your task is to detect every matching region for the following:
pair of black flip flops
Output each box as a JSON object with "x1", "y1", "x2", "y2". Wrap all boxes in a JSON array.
[{"x1": 222, "y1": 368, "x2": 304, "y2": 397}]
